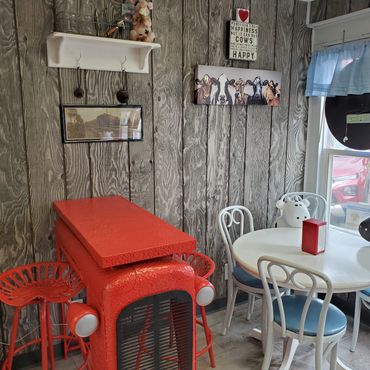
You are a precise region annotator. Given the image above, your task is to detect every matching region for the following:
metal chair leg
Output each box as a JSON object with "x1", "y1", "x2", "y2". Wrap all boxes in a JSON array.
[
  {"x1": 222, "y1": 279, "x2": 237, "y2": 335},
  {"x1": 330, "y1": 342, "x2": 338, "y2": 370},
  {"x1": 261, "y1": 322, "x2": 274, "y2": 370},
  {"x1": 279, "y1": 337, "x2": 299, "y2": 370},
  {"x1": 315, "y1": 340, "x2": 324, "y2": 370},
  {"x1": 222, "y1": 285, "x2": 238, "y2": 336},
  {"x1": 247, "y1": 294, "x2": 255, "y2": 321}
]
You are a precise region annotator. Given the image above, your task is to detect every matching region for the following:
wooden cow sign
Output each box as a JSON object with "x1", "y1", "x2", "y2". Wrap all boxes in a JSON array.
[{"x1": 195, "y1": 65, "x2": 281, "y2": 106}]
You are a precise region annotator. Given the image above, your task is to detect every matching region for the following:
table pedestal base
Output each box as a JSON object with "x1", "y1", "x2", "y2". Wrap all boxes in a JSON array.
[{"x1": 248, "y1": 328, "x2": 262, "y2": 341}]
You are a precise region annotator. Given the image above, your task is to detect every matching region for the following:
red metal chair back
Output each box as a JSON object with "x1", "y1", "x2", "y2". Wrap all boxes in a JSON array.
[{"x1": 177, "y1": 251, "x2": 215, "y2": 279}]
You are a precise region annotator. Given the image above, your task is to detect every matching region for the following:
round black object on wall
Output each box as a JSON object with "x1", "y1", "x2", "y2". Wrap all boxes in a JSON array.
[
  {"x1": 359, "y1": 217, "x2": 370, "y2": 242},
  {"x1": 325, "y1": 93, "x2": 370, "y2": 150}
]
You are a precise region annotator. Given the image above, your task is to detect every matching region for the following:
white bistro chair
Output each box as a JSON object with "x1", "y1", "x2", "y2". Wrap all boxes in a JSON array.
[
  {"x1": 218, "y1": 206, "x2": 265, "y2": 335},
  {"x1": 258, "y1": 256, "x2": 347, "y2": 370},
  {"x1": 278, "y1": 192, "x2": 328, "y2": 221},
  {"x1": 351, "y1": 289, "x2": 370, "y2": 351}
]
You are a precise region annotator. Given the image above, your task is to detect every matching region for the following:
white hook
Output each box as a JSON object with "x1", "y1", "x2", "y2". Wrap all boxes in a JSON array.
[
  {"x1": 120, "y1": 56, "x2": 127, "y2": 71},
  {"x1": 75, "y1": 53, "x2": 82, "y2": 68}
]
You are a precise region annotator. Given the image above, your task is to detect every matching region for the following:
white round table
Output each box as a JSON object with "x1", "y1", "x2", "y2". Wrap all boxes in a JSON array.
[
  {"x1": 232, "y1": 227, "x2": 370, "y2": 370},
  {"x1": 233, "y1": 227, "x2": 370, "y2": 293}
]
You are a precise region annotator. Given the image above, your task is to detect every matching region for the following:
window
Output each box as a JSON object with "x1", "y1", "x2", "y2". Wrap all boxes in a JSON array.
[
  {"x1": 322, "y1": 120, "x2": 370, "y2": 232},
  {"x1": 304, "y1": 9, "x2": 370, "y2": 234}
]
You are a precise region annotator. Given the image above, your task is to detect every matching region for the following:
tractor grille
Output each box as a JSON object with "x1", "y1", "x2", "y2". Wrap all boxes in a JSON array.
[{"x1": 116, "y1": 291, "x2": 193, "y2": 370}]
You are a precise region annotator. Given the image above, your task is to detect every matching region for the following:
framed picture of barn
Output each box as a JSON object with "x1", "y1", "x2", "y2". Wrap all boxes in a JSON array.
[
  {"x1": 194, "y1": 65, "x2": 281, "y2": 106},
  {"x1": 60, "y1": 105, "x2": 143, "y2": 143}
]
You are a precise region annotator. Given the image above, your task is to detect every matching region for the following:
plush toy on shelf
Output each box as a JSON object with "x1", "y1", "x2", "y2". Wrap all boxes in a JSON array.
[
  {"x1": 129, "y1": 0, "x2": 156, "y2": 43},
  {"x1": 275, "y1": 198, "x2": 311, "y2": 228}
]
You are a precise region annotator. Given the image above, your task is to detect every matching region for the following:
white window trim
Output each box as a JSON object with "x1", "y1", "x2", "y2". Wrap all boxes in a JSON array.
[{"x1": 304, "y1": 8, "x2": 370, "y2": 195}]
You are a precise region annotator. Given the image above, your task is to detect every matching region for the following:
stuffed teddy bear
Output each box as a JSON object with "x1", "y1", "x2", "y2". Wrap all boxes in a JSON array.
[
  {"x1": 275, "y1": 198, "x2": 311, "y2": 228},
  {"x1": 129, "y1": 0, "x2": 156, "y2": 43}
]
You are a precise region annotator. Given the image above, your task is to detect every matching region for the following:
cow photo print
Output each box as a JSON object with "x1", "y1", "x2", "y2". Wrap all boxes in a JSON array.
[{"x1": 195, "y1": 64, "x2": 281, "y2": 106}]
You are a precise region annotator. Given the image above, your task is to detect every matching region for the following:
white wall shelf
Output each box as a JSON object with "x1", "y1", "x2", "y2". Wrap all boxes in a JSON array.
[{"x1": 47, "y1": 32, "x2": 160, "y2": 74}]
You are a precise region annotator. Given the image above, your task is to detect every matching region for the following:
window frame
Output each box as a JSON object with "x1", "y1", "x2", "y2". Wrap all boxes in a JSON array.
[{"x1": 304, "y1": 9, "x2": 370, "y2": 229}]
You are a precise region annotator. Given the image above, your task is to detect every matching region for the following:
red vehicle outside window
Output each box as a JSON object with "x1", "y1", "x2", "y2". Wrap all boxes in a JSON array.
[{"x1": 331, "y1": 156, "x2": 370, "y2": 204}]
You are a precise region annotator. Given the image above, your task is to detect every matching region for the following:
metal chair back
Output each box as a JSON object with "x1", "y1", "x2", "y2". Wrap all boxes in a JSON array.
[
  {"x1": 218, "y1": 206, "x2": 254, "y2": 277},
  {"x1": 258, "y1": 256, "x2": 333, "y2": 343}
]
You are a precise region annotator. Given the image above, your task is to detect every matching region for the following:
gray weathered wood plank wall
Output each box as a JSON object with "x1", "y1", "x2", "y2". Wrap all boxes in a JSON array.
[{"x1": 0, "y1": 0, "x2": 368, "y2": 361}]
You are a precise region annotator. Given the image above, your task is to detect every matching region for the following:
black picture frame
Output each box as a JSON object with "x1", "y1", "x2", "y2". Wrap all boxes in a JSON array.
[{"x1": 60, "y1": 104, "x2": 143, "y2": 143}]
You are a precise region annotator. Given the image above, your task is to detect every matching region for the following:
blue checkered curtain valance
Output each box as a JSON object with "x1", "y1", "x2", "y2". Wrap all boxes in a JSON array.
[{"x1": 305, "y1": 39, "x2": 370, "y2": 97}]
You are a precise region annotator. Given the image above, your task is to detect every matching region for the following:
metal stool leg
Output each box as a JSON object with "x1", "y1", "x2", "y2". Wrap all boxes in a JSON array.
[
  {"x1": 56, "y1": 246, "x2": 70, "y2": 360},
  {"x1": 77, "y1": 337, "x2": 91, "y2": 370},
  {"x1": 200, "y1": 306, "x2": 215, "y2": 368},
  {"x1": 60, "y1": 302, "x2": 70, "y2": 359},
  {"x1": 39, "y1": 301, "x2": 49, "y2": 370},
  {"x1": 3, "y1": 307, "x2": 21, "y2": 370},
  {"x1": 46, "y1": 303, "x2": 56, "y2": 370}
]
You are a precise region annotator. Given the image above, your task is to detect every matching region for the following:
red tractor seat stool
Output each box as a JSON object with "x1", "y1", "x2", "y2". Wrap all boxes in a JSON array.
[
  {"x1": 178, "y1": 252, "x2": 216, "y2": 368},
  {"x1": 0, "y1": 262, "x2": 89, "y2": 370}
]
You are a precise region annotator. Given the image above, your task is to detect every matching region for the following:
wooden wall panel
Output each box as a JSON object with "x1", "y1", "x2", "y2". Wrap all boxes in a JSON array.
[
  {"x1": 59, "y1": 69, "x2": 92, "y2": 200},
  {"x1": 86, "y1": 71, "x2": 130, "y2": 198},
  {"x1": 311, "y1": 0, "x2": 328, "y2": 22},
  {"x1": 206, "y1": 0, "x2": 233, "y2": 296},
  {"x1": 228, "y1": 0, "x2": 249, "y2": 207},
  {"x1": 0, "y1": 0, "x2": 35, "y2": 357},
  {"x1": 127, "y1": 71, "x2": 155, "y2": 213},
  {"x1": 86, "y1": 0, "x2": 130, "y2": 200},
  {"x1": 182, "y1": 0, "x2": 208, "y2": 250},
  {"x1": 244, "y1": 0, "x2": 276, "y2": 230},
  {"x1": 267, "y1": 0, "x2": 295, "y2": 227},
  {"x1": 55, "y1": 0, "x2": 92, "y2": 201},
  {"x1": 121, "y1": 0, "x2": 153, "y2": 210},
  {"x1": 350, "y1": 0, "x2": 369, "y2": 12},
  {"x1": 326, "y1": 0, "x2": 351, "y2": 18},
  {"x1": 285, "y1": 0, "x2": 311, "y2": 192},
  {"x1": 152, "y1": 0, "x2": 183, "y2": 228},
  {"x1": 6, "y1": 0, "x2": 63, "y2": 356},
  {"x1": 14, "y1": 0, "x2": 64, "y2": 261}
]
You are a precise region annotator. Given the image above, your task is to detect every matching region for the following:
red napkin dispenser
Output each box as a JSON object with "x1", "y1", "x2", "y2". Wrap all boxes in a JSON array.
[{"x1": 302, "y1": 219, "x2": 327, "y2": 255}]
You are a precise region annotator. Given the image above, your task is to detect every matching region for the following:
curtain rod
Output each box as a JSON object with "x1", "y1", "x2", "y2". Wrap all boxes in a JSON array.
[{"x1": 318, "y1": 34, "x2": 370, "y2": 49}]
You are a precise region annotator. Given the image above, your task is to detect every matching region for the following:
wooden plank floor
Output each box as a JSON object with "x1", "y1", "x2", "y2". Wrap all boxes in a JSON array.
[{"x1": 22, "y1": 302, "x2": 370, "y2": 370}]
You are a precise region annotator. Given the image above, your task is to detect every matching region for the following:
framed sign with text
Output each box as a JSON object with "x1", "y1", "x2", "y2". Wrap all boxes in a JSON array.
[{"x1": 227, "y1": 20, "x2": 258, "y2": 61}]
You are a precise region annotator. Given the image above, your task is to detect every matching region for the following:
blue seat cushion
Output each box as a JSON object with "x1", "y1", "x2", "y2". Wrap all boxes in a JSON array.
[
  {"x1": 273, "y1": 295, "x2": 347, "y2": 337},
  {"x1": 233, "y1": 265, "x2": 264, "y2": 289},
  {"x1": 361, "y1": 288, "x2": 370, "y2": 297}
]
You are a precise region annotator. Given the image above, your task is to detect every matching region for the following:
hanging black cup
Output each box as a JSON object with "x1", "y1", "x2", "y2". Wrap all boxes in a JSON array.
[
  {"x1": 116, "y1": 66, "x2": 129, "y2": 104},
  {"x1": 74, "y1": 66, "x2": 84, "y2": 98}
]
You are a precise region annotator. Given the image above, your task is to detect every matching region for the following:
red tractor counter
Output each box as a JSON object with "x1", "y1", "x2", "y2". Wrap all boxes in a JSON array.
[{"x1": 53, "y1": 196, "x2": 212, "y2": 370}]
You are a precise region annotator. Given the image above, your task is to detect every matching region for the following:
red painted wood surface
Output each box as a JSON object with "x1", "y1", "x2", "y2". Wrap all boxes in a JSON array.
[{"x1": 53, "y1": 196, "x2": 196, "y2": 268}]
